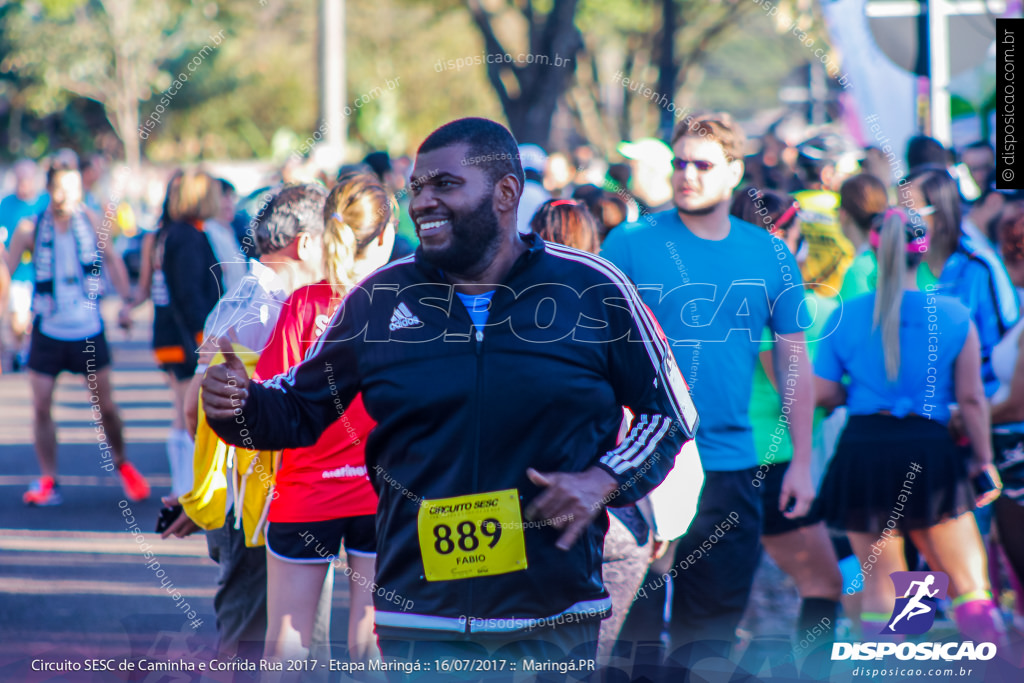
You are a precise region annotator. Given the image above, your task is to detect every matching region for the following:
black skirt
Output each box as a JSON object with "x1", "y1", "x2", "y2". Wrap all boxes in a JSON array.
[{"x1": 817, "y1": 414, "x2": 975, "y2": 534}]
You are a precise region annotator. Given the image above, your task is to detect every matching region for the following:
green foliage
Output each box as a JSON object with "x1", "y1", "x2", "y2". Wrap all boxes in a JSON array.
[
  {"x1": 0, "y1": 0, "x2": 824, "y2": 161},
  {"x1": 37, "y1": 0, "x2": 85, "y2": 21},
  {"x1": 2, "y1": 0, "x2": 216, "y2": 164},
  {"x1": 693, "y1": 8, "x2": 812, "y2": 118}
]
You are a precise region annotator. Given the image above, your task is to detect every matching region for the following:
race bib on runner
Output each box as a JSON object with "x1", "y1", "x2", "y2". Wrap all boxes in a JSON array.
[{"x1": 417, "y1": 489, "x2": 528, "y2": 582}]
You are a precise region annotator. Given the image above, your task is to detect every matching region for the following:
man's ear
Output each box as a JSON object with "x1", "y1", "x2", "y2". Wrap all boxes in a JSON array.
[
  {"x1": 727, "y1": 158, "x2": 745, "y2": 191},
  {"x1": 493, "y1": 173, "x2": 523, "y2": 214},
  {"x1": 296, "y1": 232, "x2": 315, "y2": 261}
]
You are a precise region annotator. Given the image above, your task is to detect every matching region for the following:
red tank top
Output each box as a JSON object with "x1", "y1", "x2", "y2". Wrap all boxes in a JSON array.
[{"x1": 254, "y1": 281, "x2": 378, "y2": 522}]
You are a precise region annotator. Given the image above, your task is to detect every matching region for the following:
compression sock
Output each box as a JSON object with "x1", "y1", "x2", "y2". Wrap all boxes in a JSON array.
[{"x1": 953, "y1": 591, "x2": 1006, "y2": 646}]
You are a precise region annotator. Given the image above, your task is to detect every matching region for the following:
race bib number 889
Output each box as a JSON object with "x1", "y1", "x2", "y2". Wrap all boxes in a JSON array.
[{"x1": 417, "y1": 489, "x2": 528, "y2": 582}]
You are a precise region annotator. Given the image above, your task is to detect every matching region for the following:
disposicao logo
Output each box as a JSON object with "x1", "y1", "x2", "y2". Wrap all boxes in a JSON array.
[
  {"x1": 832, "y1": 571, "x2": 997, "y2": 662},
  {"x1": 886, "y1": 571, "x2": 948, "y2": 635}
]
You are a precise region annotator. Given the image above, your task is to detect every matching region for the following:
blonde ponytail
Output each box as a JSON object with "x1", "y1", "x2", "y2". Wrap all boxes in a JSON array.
[
  {"x1": 872, "y1": 211, "x2": 908, "y2": 381},
  {"x1": 322, "y1": 166, "x2": 394, "y2": 297},
  {"x1": 322, "y1": 213, "x2": 358, "y2": 296}
]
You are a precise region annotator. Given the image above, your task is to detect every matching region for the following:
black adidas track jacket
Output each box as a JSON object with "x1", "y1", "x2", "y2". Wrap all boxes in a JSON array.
[{"x1": 209, "y1": 234, "x2": 697, "y2": 637}]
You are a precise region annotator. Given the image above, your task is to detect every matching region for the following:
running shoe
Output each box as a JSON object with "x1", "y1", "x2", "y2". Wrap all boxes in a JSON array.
[
  {"x1": 118, "y1": 462, "x2": 151, "y2": 502},
  {"x1": 23, "y1": 476, "x2": 62, "y2": 506}
]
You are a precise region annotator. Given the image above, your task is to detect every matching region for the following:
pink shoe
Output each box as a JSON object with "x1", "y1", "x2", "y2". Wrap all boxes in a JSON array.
[
  {"x1": 23, "y1": 476, "x2": 62, "y2": 506},
  {"x1": 118, "y1": 462, "x2": 151, "y2": 502}
]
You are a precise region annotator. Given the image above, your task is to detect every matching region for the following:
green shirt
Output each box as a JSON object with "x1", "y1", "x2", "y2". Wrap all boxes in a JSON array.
[
  {"x1": 749, "y1": 289, "x2": 838, "y2": 466},
  {"x1": 837, "y1": 249, "x2": 940, "y2": 298},
  {"x1": 916, "y1": 261, "x2": 940, "y2": 290},
  {"x1": 839, "y1": 249, "x2": 877, "y2": 300}
]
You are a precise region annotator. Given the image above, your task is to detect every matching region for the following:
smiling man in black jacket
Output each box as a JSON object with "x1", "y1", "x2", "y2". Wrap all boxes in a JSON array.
[{"x1": 202, "y1": 117, "x2": 697, "y2": 673}]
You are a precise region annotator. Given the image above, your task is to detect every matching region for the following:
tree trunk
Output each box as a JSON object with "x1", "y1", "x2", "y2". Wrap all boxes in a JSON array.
[
  {"x1": 468, "y1": 0, "x2": 582, "y2": 149},
  {"x1": 656, "y1": 0, "x2": 680, "y2": 141},
  {"x1": 112, "y1": 46, "x2": 142, "y2": 171},
  {"x1": 117, "y1": 103, "x2": 141, "y2": 172}
]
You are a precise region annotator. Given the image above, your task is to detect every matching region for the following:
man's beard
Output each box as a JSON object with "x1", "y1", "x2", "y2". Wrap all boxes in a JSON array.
[{"x1": 420, "y1": 192, "x2": 503, "y2": 275}]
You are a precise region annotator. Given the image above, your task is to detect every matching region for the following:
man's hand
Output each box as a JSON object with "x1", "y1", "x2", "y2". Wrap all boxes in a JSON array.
[
  {"x1": 779, "y1": 462, "x2": 815, "y2": 519},
  {"x1": 201, "y1": 336, "x2": 251, "y2": 421},
  {"x1": 159, "y1": 496, "x2": 201, "y2": 539},
  {"x1": 524, "y1": 466, "x2": 618, "y2": 551}
]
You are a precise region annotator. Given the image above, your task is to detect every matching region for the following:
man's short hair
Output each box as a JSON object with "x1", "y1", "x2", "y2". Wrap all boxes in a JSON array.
[
  {"x1": 254, "y1": 183, "x2": 328, "y2": 255},
  {"x1": 417, "y1": 117, "x2": 525, "y2": 189},
  {"x1": 669, "y1": 112, "x2": 747, "y2": 162}
]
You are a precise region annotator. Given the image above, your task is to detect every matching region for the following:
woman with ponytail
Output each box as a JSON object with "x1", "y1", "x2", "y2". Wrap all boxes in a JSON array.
[
  {"x1": 837, "y1": 173, "x2": 889, "y2": 300},
  {"x1": 254, "y1": 167, "x2": 396, "y2": 673},
  {"x1": 814, "y1": 209, "x2": 1004, "y2": 644}
]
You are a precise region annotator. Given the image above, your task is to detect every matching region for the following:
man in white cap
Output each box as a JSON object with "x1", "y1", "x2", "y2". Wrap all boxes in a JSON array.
[
  {"x1": 516, "y1": 143, "x2": 550, "y2": 233},
  {"x1": 618, "y1": 138, "x2": 674, "y2": 211}
]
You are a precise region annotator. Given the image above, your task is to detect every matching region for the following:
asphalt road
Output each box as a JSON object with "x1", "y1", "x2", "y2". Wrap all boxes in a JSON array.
[{"x1": 0, "y1": 306, "x2": 354, "y2": 682}]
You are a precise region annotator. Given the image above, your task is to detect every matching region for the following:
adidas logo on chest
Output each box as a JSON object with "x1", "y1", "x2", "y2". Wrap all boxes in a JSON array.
[{"x1": 389, "y1": 302, "x2": 423, "y2": 331}]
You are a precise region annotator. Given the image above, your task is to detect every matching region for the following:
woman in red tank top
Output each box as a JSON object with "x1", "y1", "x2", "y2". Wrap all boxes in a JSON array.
[{"x1": 257, "y1": 168, "x2": 396, "y2": 669}]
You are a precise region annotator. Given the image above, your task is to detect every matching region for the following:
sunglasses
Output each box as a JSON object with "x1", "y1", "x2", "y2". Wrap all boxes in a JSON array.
[{"x1": 671, "y1": 158, "x2": 716, "y2": 172}]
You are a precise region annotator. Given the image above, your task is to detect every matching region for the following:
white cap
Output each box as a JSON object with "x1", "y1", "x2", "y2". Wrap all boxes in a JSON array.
[{"x1": 518, "y1": 144, "x2": 548, "y2": 174}]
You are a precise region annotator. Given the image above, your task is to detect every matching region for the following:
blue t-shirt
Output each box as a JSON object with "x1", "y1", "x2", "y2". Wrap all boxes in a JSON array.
[
  {"x1": 0, "y1": 192, "x2": 48, "y2": 282},
  {"x1": 455, "y1": 290, "x2": 495, "y2": 331},
  {"x1": 814, "y1": 291, "x2": 971, "y2": 425},
  {"x1": 601, "y1": 210, "x2": 809, "y2": 471}
]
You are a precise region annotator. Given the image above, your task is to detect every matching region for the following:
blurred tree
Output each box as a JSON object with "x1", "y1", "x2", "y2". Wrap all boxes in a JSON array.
[
  {"x1": 346, "y1": 0, "x2": 502, "y2": 156},
  {"x1": 462, "y1": 0, "x2": 584, "y2": 146},
  {"x1": 569, "y1": 0, "x2": 756, "y2": 153},
  {"x1": 567, "y1": 0, "x2": 827, "y2": 155},
  {"x1": 142, "y1": 0, "x2": 316, "y2": 163},
  {"x1": 1, "y1": 0, "x2": 212, "y2": 168}
]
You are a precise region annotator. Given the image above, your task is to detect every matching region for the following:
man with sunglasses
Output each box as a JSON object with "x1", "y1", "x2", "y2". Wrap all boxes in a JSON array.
[{"x1": 601, "y1": 113, "x2": 816, "y2": 669}]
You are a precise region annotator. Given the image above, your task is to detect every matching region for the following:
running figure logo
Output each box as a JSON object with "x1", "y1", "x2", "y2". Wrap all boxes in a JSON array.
[{"x1": 886, "y1": 571, "x2": 949, "y2": 635}]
